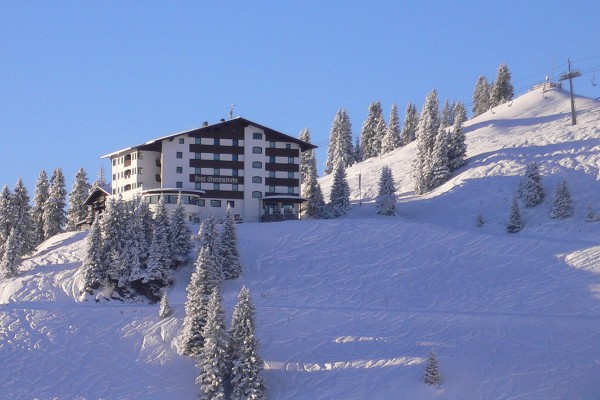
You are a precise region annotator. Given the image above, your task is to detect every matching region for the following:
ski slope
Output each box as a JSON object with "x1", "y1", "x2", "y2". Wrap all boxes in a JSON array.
[{"x1": 1, "y1": 87, "x2": 600, "y2": 399}]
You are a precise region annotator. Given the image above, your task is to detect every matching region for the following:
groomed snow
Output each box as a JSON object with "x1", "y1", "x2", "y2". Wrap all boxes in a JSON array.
[{"x1": 1, "y1": 87, "x2": 600, "y2": 399}]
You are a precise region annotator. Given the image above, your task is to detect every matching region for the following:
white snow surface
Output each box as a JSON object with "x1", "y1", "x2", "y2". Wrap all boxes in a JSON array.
[{"x1": 2, "y1": 87, "x2": 600, "y2": 399}]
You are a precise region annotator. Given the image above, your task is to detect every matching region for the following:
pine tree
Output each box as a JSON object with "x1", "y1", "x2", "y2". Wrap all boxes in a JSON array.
[
  {"x1": 12, "y1": 178, "x2": 36, "y2": 256},
  {"x1": 145, "y1": 198, "x2": 173, "y2": 286},
  {"x1": 229, "y1": 286, "x2": 265, "y2": 400},
  {"x1": 413, "y1": 90, "x2": 440, "y2": 195},
  {"x1": 325, "y1": 110, "x2": 354, "y2": 174},
  {"x1": 360, "y1": 101, "x2": 385, "y2": 159},
  {"x1": 424, "y1": 351, "x2": 441, "y2": 386},
  {"x1": 353, "y1": 136, "x2": 363, "y2": 164},
  {"x1": 100, "y1": 196, "x2": 127, "y2": 284},
  {"x1": 518, "y1": 162, "x2": 545, "y2": 207},
  {"x1": 472, "y1": 76, "x2": 491, "y2": 117},
  {"x1": 119, "y1": 201, "x2": 145, "y2": 288},
  {"x1": 429, "y1": 126, "x2": 451, "y2": 189},
  {"x1": 299, "y1": 128, "x2": 318, "y2": 186},
  {"x1": 0, "y1": 228, "x2": 21, "y2": 278},
  {"x1": 489, "y1": 63, "x2": 514, "y2": 108},
  {"x1": 43, "y1": 168, "x2": 67, "y2": 239},
  {"x1": 181, "y1": 245, "x2": 222, "y2": 355},
  {"x1": 81, "y1": 216, "x2": 105, "y2": 291},
  {"x1": 302, "y1": 165, "x2": 326, "y2": 219},
  {"x1": 93, "y1": 166, "x2": 109, "y2": 189},
  {"x1": 550, "y1": 179, "x2": 573, "y2": 219},
  {"x1": 401, "y1": 102, "x2": 419, "y2": 145},
  {"x1": 376, "y1": 166, "x2": 397, "y2": 216},
  {"x1": 440, "y1": 99, "x2": 451, "y2": 128},
  {"x1": 159, "y1": 291, "x2": 172, "y2": 318},
  {"x1": 585, "y1": 204, "x2": 597, "y2": 223},
  {"x1": 0, "y1": 185, "x2": 13, "y2": 247},
  {"x1": 170, "y1": 196, "x2": 192, "y2": 267},
  {"x1": 196, "y1": 287, "x2": 228, "y2": 400},
  {"x1": 136, "y1": 198, "x2": 154, "y2": 260},
  {"x1": 507, "y1": 197, "x2": 523, "y2": 233},
  {"x1": 329, "y1": 162, "x2": 350, "y2": 217},
  {"x1": 475, "y1": 213, "x2": 485, "y2": 227},
  {"x1": 31, "y1": 170, "x2": 50, "y2": 245},
  {"x1": 220, "y1": 207, "x2": 242, "y2": 280},
  {"x1": 447, "y1": 102, "x2": 468, "y2": 171},
  {"x1": 67, "y1": 168, "x2": 91, "y2": 231}
]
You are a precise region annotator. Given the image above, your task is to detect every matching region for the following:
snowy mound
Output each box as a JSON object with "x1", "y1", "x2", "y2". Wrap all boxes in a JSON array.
[{"x1": 2, "y1": 87, "x2": 600, "y2": 399}]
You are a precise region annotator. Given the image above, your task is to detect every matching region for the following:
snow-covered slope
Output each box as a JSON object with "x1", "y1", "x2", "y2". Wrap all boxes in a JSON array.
[{"x1": 1, "y1": 87, "x2": 600, "y2": 399}]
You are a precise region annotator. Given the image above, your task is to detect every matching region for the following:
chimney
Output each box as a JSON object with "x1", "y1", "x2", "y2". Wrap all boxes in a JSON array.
[{"x1": 202, "y1": 121, "x2": 208, "y2": 127}]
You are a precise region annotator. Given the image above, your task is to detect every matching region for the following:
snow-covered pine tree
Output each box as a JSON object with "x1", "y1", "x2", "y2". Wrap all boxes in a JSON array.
[
  {"x1": 299, "y1": 128, "x2": 318, "y2": 186},
  {"x1": 440, "y1": 99, "x2": 451, "y2": 128},
  {"x1": 0, "y1": 228, "x2": 21, "y2": 278},
  {"x1": 220, "y1": 208, "x2": 242, "y2": 280},
  {"x1": 585, "y1": 204, "x2": 598, "y2": 223},
  {"x1": 136, "y1": 198, "x2": 154, "y2": 260},
  {"x1": 302, "y1": 163, "x2": 326, "y2": 219},
  {"x1": 472, "y1": 75, "x2": 491, "y2": 117},
  {"x1": 100, "y1": 196, "x2": 127, "y2": 283},
  {"x1": 360, "y1": 101, "x2": 385, "y2": 159},
  {"x1": 43, "y1": 168, "x2": 67, "y2": 239},
  {"x1": 93, "y1": 166, "x2": 108, "y2": 189},
  {"x1": 159, "y1": 291, "x2": 172, "y2": 318},
  {"x1": 81, "y1": 216, "x2": 105, "y2": 291},
  {"x1": 489, "y1": 63, "x2": 514, "y2": 108},
  {"x1": 429, "y1": 126, "x2": 451, "y2": 189},
  {"x1": 475, "y1": 213, "x2": 485, "y2": 227},
  {"x1": 181, "y1": 244, "x2": 222, "y2": 355},
  {"x1": 507, "y1": 197, "x2": 524, "y2": 233},
  {"x1": 31, "y1": 170, "x2": 50, "y2": 245},
  {"x1": 196, "y1": 287, "x2": 228, "y2": 400},
  {"x1": 229, "y1": 286, "x2": 265, "y2": 400},
  {"x1": 0, "y1": 185, "x2": 14, "y2": 247},
  {"x1": 518, "y1": 161, "x2": 545, "y2": 207},
  {"x1": 119, "y1": 201, "x2": 145, "y2": 288},
  {"x1": 66, "y1": 168, "x2": 91, "y2": 231},
  {"x1": 145, "y1": 197, "x2": 173, "y2": 287},
  {"x1": 413, "y1": 89, "x2": 440, "y2": 195},
  {"x1": 401, "y1": 102, "x2": 419, "y2": 145},
  {"x1": 12, "y1": 178, "x2": 36, "y2": 256},
  {"x1": 550, "y1": 179, "x2": 573, "y2": 219},
  {"x1": 329, "y1": 162, "x2": 350, "y2": 217},
  {"x1": 325, "y1": 110, "x2": 354, "y2": 174},
  {"x1": 376, "y1": 166, "x2": 397, "y2": 216},
  {"x1": 447, "y1": 102, "x2": 468, "y2": 171},
  {"x1": 170, "y1": 196, "x2": 192, "y2": 267},
  {"x1": 424, "y1": 351, "x2": 441, "y2": 386},
  {"x1": 353, "y1": 136, "x2": 362, "y2": 164}
]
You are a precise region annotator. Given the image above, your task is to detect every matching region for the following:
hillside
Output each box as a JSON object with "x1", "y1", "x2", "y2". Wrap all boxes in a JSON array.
[{"x1": 1, "y1": 87, "x2": 600, "y2": 399}]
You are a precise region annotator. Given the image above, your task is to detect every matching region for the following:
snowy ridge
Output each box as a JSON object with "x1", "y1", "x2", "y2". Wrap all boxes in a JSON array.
[{"x1": 1, "y1": 87, "x2": 600, "y2": 399}]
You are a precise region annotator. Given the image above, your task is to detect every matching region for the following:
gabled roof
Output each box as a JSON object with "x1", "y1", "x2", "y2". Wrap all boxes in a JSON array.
[
  {"x1": 101, "y1": 117, "x2": 317, "y2": 159},
  {"x1": 82, "y1": 185, "x2": 111, "y2": 207}
]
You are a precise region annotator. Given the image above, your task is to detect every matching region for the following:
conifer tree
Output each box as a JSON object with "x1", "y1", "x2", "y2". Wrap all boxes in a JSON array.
[
  {"x1": 475, "y1": 213, "x2": 485, "y2": 227},
  {"x1": 353, "y1": 136, "x2": 362, "y2": 164},
  {"x1": 550, "y1": 179, "x2": 573, "y2": 219},
  {"x1": 0, "y1": 228, "x2": 21, "y2": 278},
  {"x1": 585, "y1": 204, "x2": 597, "y2": 223},
  {"x1": 329, "y1": 162, "x2": 350, "y2": 217},
  {"x1": 401, "y1": 102, "x2": 419, "y2": 145},
  {"x1": 429, "y1": 126, "x2": 451, "y2": 189},
  {"x1": 12, "y1": 178, "x2": 36, "y2": 256},
  {"x1": 81, "y1": 216, "x2": 105, "y2": 291},
  {"x1": 507, "y1": 197, "x2": 523, "y2": 233},
  {"x1": 360, "y1": 101, "x2": 385, "y2": 159},
  {"x1": 31, "y1": 170, "x2": 50, "y2": 245},
  {"x1": 170, "y1": 196, "x2": 192, "y2": 267},
  {"x1": 376, "y1": 166, "x2": 397, "y2": 216},
  {"x1": 472, "y1": 76, "x2": 491, "y2": 117},
  {"x1": 136, "y1": 198, "x2": 154, "y2": 258},
  {"x1": 424, "y1": 351, "x2": 441, "y2": 386},
  {"x1": 100, "y1": 196, "x2": 126, "y2": 281},
  {"x1": 43, "y1": 168, "x2": 67, "y2": 239},
  {"x1": 447, "y1": 102, "x2": 468, "y2": 171},
  {"x1": 229, "y1": 286, "x2": 265, "y2": 400},
  {"x1": 196, "y1": 287, "x2": 228, "y2": 400},
  {"x1": 93, "y1": 166, "x2": 109, "y2": 189},
  {"x1": 299, "y1": 128, "x2": 318, "y2": 186},
  {"x1": 302, "y1": 167, "x2": 326, "y2": 219},
  {"x1": 440, "y1": 99, "x2": 451, "y2": 128},
  {"x1": 489, "y1": 64, "x2": 514, "y2": 108},
  {"x1": 181, "y1": 245, "x2": 222, "y2": 355},
  {"x1": 159, "y1": 291, "x2": 172, "y2": 318},
  {"x1": 0, "y1": 185, "x2": 13, "y2": 247},
  {"x1": 518, "y1": 161, "x2": 545, "y2": 207},
  {"x1": 413, "y1": 90, "x2": 440, "y2": 195},
  {"x1": 67, "y1": 168, "x2": 91, "y2": 231},
  {"x1": 119, "y1": 202, "x2": 145, "y2": 288},
  {"x1": 145, "y1": 198, "x2": 173, "y2": 286},
  {"x1": 220, "y1": 208, "x2": 242, "y2": 280},
  {"x1": 325, "y1": 110, "x2": 354, "y2": 174}
]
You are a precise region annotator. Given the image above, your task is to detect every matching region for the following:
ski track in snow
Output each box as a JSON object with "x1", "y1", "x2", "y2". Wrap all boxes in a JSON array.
[{"x1": 1, "y1": 88, "x2": 600, "y2": 399}]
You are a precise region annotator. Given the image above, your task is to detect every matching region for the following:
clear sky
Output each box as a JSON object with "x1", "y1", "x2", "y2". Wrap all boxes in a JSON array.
[{"x1": 1, "y1": 1, "x2": 600, "y2": 194}]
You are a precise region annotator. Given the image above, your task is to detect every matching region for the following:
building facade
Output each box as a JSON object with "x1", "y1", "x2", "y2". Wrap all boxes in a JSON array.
[{"x1": 101, "y1": 117, "x2": 316, "y2": 223}]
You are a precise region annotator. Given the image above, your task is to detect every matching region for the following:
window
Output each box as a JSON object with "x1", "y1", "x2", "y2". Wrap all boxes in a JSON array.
[
  {"x1": 179, "y1": 138, "x2": 185, "y2": 144},
  {"x1": 252, "y1": 191, "x2": 262, "y2": 198},
  {"x1": 214, "y1": 168, "x2": 220, "y2": 176},
  {"x1": 269, "y1": 156, "x2": 276, "y2": 163},
  {"x1": 232, "y1": 184, "x2": 238, "y2": 191},
  {"x1": 195, "y1": 182, "x2": 202, "y2": 190},
  {"x1": 269, "y1": 186, "x2": 275, "y2": 193},
  {"x1": 112, "y1": 174, "x2": 116, "y2": 180},
  {"x1": 226, "y1": 200, "x2": 235, "y2": 208},
  {"x1": 269, "y1": 171, "x2": 275, "y2": 178},
  {"x1": 195, "y1": 137, "x2": 202, "y2": 144},
  {"x1": 286, "y1": 143, "x2": 291, "y2": 149},
  {"x1": 233, "y1": 139, "x2": 239, "y2": 146},
  {"x1": 195, "y1": 167, "x2": 202, "y2": 174},
  {"x1": 213, "y1": 153, "x2": 220, "y2": 160},
  {"x1": 195, "y1": 152, "x2": 201, "y2": 159},
  {"x1": 252, "y1": 132, "x2": 262, "y2": 140},
  {"x1": 176, "y1": 182, "x2": 183, "y2": 188},
  {"x1": 288, "y1": 157, "x2": 294, "y2": 164},
  {"x1": 138, "y1": 151, "x2": 143, "y2": 159},
  {"x1": 214, "y1": 183, "x2": 220, "y2": 190},
  {"x1": 124, "y1": 184, "x2": 131, "y2": 191},
  {"x1": 252, "y1": 176, "x2": 262, "y2": 183},
  {"x1": 288, "y1": 171, "x2": 294, "y2": 179},
  {"x1": 288, "y1": 186, "x2": 294, "y2": 194},
  {"x1": 112, "y1": 159, "x2": 116, "y2": 166},
  {"x1": 214, "y1": 138, "x2": 220, "y2": 146},
  {"x1": 198, "y1": 199, "x2": 205, "y2": 206},
  {"x1": 210, "y1": 200, "x2": 221, "y2": 207},
  {"x1": 252, "y1": 161, "x2": 262, "y2": 168},
  {"x1": 232, "y1": 154, "x2": 238, "y2": 161},
  {"x1": 269, "y1": 141, "x2": 276, "y2": 148},
  {"x1": 194, "y1": 217, "x2": 201, "y2": 223},
  {"x1": 232, "y1": 169, "x2": 239, "y2": 177},
  {"x1": 252, "y1": 146, "x2": 263, "y2": 154},
  {"x1": 176, "y1": 167, "x2": 183, "y2": 174},
  {"x1": 176, "y1": 151, "x2": 183, "y2": 159}
]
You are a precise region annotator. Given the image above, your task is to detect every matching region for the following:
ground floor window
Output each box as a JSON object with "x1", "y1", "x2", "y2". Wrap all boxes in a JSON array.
[
  {"x1": 227, "y1": 200, "x2": 235, "y2": 208},
  {"x1": 210, "y1": 200, "x2": 221, "y2": 207}
]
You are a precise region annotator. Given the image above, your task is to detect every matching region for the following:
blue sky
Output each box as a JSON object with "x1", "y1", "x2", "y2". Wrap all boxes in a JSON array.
[{"x1": 1, "y1": 1, "x2": 600, "y2": 194}]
